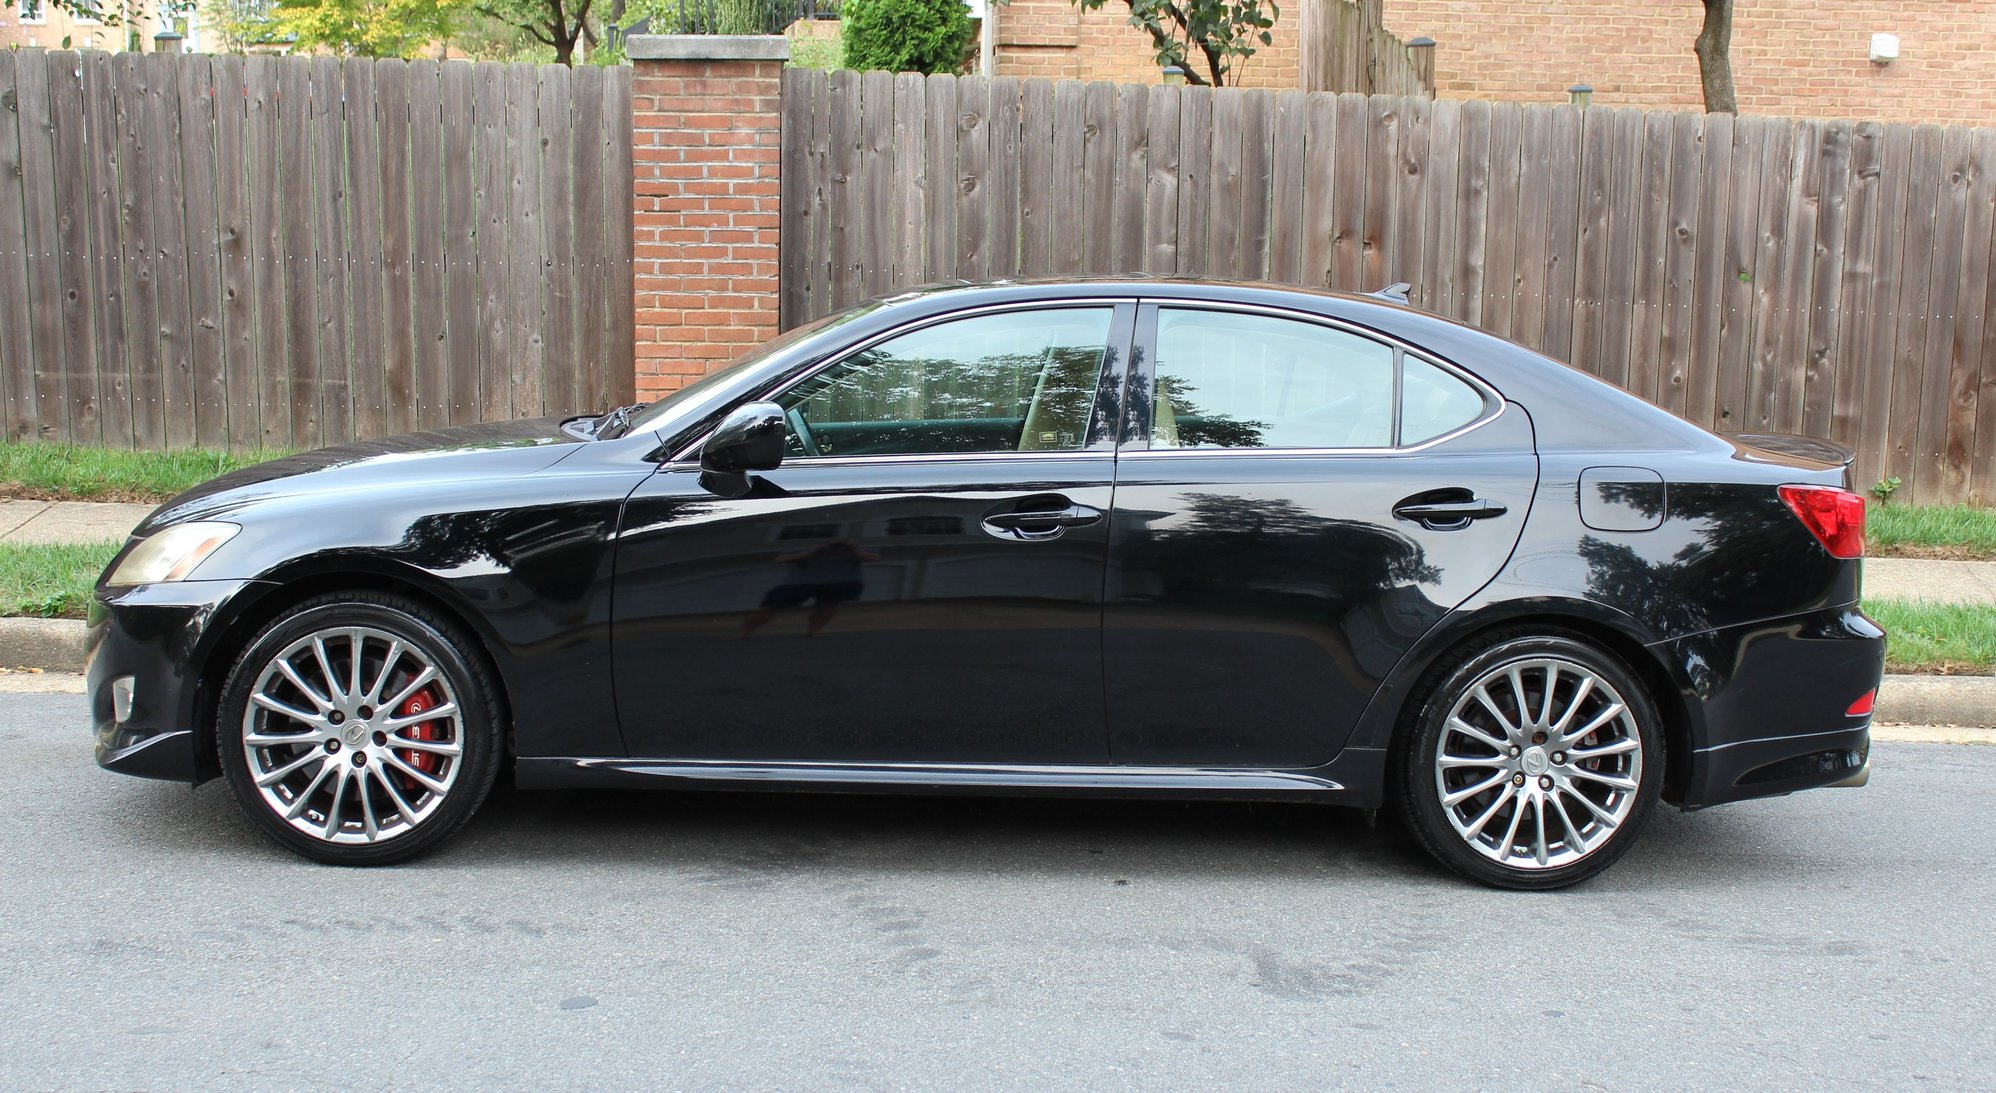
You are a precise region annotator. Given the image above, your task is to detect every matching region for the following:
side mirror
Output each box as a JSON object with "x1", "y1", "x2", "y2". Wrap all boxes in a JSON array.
[{"x1": 700, "y1": 401, "x2": 787, "y2": 474}]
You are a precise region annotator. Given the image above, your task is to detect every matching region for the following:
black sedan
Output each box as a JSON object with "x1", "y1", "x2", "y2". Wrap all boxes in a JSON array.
[{"x1": 87, "y1": 279, "x2": 1883, "y2": 888}]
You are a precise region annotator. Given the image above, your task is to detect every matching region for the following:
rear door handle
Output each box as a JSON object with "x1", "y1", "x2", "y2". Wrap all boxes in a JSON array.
[
  {"x1": 1393, "y1": 498, "x2": 1508, "y2": 531},
  {"x1": 982, "y1": 503, "x2": 1103, "y2": 540}
]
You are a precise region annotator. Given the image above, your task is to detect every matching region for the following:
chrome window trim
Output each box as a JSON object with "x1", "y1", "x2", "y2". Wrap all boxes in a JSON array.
[
  {"x1": 666, "y1": 449, "x2": 1115, "y2": 471},
  {"x1": 1140, "y1": 299, "x2": 1506, "y2": 454},
  {"x1": 668, "y1": 297, "x2": 1138, "y2": 465}
]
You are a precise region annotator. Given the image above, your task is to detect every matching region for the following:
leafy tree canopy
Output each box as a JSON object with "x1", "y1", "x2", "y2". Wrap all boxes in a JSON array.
[
  {"x1": 270, "y1": 0, "x2": 463, "y2": 56},
  {"x1": 840, "y1": 0, "x2": 973, "y2": 75},
  {"x1": 1072, "y1": 0, "x2": 1276, "y2": 87}
]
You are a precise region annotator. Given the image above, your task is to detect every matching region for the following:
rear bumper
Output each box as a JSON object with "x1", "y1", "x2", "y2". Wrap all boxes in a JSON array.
[
  {"x1": 87, "y1": 578, "x2": 271, "y2": 784},
  {"x1": 1664, "y1": 604, "x2": 1885, "y2": 809}
]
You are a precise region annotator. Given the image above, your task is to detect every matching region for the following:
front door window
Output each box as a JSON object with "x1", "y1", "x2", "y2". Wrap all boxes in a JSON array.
[{"x1": 780, "y1": 307, "x2": 1116, "y2": 458}]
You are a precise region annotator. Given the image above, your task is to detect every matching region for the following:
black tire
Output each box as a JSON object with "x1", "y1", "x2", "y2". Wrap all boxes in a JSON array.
[
  {"x1": 1390, "y1": 628, "x2": 1664, "y2": 890},
  {"x1": 216, "y1": 591, "x2": 504, "y2": 865}
]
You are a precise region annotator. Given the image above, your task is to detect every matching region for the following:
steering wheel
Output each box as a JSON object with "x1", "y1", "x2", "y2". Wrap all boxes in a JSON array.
[{"x1": 785, "y1": 405, "x2": 823, "y2": 458}]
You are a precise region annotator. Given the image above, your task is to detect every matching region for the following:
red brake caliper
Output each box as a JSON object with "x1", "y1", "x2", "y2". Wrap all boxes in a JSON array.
[{"x1": 394, "y1": 685, "x2": 446, "y2": 794}]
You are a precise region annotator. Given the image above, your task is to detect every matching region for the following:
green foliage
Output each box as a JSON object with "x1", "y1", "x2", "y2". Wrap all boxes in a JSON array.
[
  {"x1": 199, "y1": 0, "x2": 293, "y2": 51},
  {"x1": 1868, "y1": 503, "x2": 1996, "y2": 560},
  {"x1": 0, "y1": 541, "x2": 123, "y2": 620},
  {"x1": 1071, "y1": 0, "x2": 1275, "y2": 86},
  {"x1": 42, "y1": 0, "x2": 196, "y2": 29},
  {"x1": 449, "y1": 7, "x2": 557, "y2": 60},
  {"x1": 785, "y1": 30, "x2": 840, "y2": 70},
  {"x1": 1866, "y1": 598, "x2": 1996, "y2": 676},
  {"x1": 472, "y1": 0, "x2": 596, "y2": 64},
  {"x1": 273, "y1": 0, "x2": 463, "y2": 56},
  {"x1": 621, "y1": 0, "x2": 797, "y2": 35},
  {"x1": 1870, "y1": 475, "x2": 1902, "y2": 505},
  {"x1": 0, "y1": 442, "x2": 284, "y2": 503},
  {"x1": 839, "y1": 0, "x2": 972, "y2": 75}
]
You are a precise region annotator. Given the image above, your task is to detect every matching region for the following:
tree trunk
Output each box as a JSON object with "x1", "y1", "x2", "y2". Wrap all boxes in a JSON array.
[{"x1": 1694, "y1": 0, "x2": 1737, "y2": 114}]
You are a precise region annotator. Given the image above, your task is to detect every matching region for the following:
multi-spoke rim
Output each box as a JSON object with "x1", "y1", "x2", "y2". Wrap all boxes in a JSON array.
[
  {"x1": 242, "y1": 625, "x2": 464, "y2": 845},
  {"x1": 1434, "y1": 656, "x2": 1643, "y2": 871}
]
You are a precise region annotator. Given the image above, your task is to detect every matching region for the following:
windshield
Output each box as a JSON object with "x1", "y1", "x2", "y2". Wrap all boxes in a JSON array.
[{"x1": 606, "y1": 302, "x2": 883, "y2": 439}]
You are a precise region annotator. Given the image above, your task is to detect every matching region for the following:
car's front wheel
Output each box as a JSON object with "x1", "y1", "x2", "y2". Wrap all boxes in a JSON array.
[
  {"x1": 217, "y1": 592, "x2": 503, "y2": 865},
  {"x1": 1392, "y1": 630, "x2": 1663, "y2": 889}
]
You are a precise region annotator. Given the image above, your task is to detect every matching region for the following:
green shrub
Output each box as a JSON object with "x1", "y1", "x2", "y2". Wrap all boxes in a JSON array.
[{"x1": 840, "y1": 0, "x2": 972, "y2": 74}]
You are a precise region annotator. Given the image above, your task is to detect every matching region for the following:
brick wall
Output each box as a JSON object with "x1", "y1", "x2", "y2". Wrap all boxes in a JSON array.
[
  {"x1": 1381, "y1": 0, "x2": 1996, "y2": 126},
  {"x1": 629, "y1": 38, "x2": 787, "y2": 398},
  {"x1": 992, "y1": 0, "x2": 1996, "y2": 125},
  {"x1": 994, "y1": 0, "x2": 1303, "y2": 89}
]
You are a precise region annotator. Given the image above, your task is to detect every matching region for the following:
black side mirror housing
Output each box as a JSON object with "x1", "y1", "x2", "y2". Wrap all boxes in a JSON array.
[{"x1": 700, "y1": 401, "x2": 787, "y2": 474}]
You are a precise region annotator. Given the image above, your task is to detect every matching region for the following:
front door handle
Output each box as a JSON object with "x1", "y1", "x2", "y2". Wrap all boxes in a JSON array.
[
  {"x1": 1393, "y1": 497, "x2": 1508, "y2": 531},
  {"x1": 982, "y1": 502, "x2": 1103, "y2": 540}
]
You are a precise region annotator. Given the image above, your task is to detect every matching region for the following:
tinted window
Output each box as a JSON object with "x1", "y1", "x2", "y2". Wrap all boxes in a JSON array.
[
  {"x1": 780, "y1": 308, "x2": 1113, "y2": 458},
  {"x1": 1151, "y1": 309, "x2": 1396, "y2": 449},
  {"x1": 1400, "y1": 353, "x2": 1488, "y2": 444}
]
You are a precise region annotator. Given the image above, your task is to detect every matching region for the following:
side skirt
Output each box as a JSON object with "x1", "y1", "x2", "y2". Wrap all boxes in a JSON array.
[{"x1": 514, "y1": 749, "x2": 1389, "y2": 805}]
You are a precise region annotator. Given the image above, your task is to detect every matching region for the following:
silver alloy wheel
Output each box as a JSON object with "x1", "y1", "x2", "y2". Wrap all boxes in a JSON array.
[
  {"x1": 1433, "y1": 656, "x2": 1643, "y2": 870},
  {"x1": 241, "y1": 625, "x2": 464, "y2": 845}
]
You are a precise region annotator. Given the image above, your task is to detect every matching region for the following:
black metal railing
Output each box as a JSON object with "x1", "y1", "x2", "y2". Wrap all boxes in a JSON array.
[{"x1": 640, "y1": 0, "x2": 838, "y2": 35}]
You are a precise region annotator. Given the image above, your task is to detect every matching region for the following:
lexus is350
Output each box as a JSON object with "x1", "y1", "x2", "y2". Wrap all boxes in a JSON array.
[{"x1": 88, "y1": 279, "x2": 1883, "y2": 888}]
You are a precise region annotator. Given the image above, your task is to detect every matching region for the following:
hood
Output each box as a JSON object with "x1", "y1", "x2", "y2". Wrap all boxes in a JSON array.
[{"x1": 138, "y1": 416, "x2": 586, "y2": 534}]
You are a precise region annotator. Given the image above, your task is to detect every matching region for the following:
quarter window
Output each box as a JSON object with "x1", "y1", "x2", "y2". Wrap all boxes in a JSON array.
[
  {"x1": 779, "y1": 308, "x2": 1114, "y2": 458},
  {"x1": 1400, "y1": 352, "x2": 1487, "y2": 444}
]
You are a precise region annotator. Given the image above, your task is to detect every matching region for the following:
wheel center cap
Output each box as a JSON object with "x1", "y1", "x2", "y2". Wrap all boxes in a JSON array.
[
  {"x1": 344, "y1": 724, "x2": 367, "y2": 747},
  {"x1": 1521, "y1": 747, "x2": 1550, "y2": 776}
]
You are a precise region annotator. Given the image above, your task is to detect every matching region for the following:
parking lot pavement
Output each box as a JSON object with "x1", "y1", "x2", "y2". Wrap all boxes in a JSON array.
[{"x1": 6, "y1": 691, "x2": 1994, "y2": 1091}]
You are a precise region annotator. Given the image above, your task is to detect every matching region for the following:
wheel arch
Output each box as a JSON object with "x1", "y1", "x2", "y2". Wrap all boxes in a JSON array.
[
  {"x1": 191, "y1": 559, "x2": 518, "y2": 784},
  {"x1": 1350, "y1": 599, "x2": 1700, "y2": 805}
]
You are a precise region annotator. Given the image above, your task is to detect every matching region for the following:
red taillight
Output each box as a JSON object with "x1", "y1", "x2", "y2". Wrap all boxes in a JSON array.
[
  {"x1": 1779, "y1": 484, "x2": 1865, "y2": 559},
  {"x1": 1846, "y1": 688, "x2": 1875, "y2": 717}
]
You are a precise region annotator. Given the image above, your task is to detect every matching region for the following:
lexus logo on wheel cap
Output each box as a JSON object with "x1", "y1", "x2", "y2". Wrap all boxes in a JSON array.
[{"x1": 344, "y1": 724, "x2": 367, "y2": 747}]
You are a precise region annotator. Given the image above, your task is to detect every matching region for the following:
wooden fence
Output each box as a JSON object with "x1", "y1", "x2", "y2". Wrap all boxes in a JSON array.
[
  {"x1": 0, "y1": 49, "x2": 635, "y2": 451},
  {"x1": 779, "y1": 70, "x2": 1996, "y2": 504},
  {"x1": 1298, "y1": 0, "x2": 1434, "y2": 98}
]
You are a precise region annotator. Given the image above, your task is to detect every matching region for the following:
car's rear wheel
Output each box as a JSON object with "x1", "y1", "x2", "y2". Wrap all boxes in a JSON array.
[
  {"x1": 1392, "y1": 630, "x2": 1663, "y2": 889},
  {"x1": 217, "y1": 592, "x2": 503, "y2": 865}
]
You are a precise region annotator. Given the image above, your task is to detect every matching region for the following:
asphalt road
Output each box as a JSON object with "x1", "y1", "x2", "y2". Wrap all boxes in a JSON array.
[{"x1": 4, "y1": 691, "x2": 1994, "y2": 1092}]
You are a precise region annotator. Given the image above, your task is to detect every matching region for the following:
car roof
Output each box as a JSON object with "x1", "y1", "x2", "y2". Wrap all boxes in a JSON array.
[{"x1": 854, "y1": 278, "x2": 1719, "y2": 455}]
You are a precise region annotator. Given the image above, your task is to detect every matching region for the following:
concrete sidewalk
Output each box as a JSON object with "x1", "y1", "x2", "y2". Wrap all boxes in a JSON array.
[
  {"x1": 1865, "y1": 557, "x2": 1996, "y2": 605},
  {"x1": 0, "y1": 499, "x2": 152, "y2": 545}
]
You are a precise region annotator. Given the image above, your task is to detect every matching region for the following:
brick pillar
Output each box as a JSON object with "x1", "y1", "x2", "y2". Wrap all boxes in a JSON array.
[{"x1": 627, "y1": 35, "x2": 789, "y2": 399}]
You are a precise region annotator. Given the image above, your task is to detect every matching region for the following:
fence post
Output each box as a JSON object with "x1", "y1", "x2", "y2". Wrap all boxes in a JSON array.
[
  {"x1": 627, "y1": 34, "x2": 790, "y2": 399},
  {"x1": 1408, "y1": 37, "x2": 1436, "y2": 94}
]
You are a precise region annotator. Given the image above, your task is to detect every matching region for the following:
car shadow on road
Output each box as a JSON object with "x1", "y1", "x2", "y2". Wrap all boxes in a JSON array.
[{"x1": 111, "y1": 772, "x2": 1825, "y2": 891}]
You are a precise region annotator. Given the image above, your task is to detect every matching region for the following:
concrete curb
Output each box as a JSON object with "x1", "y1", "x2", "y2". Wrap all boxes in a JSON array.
[
  {"x1": 1, "y1": 617, "x2": 1989, "y2": 726},
  {"x1": 1876, "y1": 673, "x2": 1996, "y2": 729},
  {"x1": 0, "y1": 617, "x2": 87, "y2": 674}
]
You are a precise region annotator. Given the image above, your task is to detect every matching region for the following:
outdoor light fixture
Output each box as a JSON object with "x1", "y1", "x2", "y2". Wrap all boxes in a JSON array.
[{"x1": 1869, "y1": 33, "x2": 1899, "y2": 65}]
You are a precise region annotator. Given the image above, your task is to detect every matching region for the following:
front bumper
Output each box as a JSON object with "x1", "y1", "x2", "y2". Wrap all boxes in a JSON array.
[
  {"x1": 1665, "y1": 604, "x2": 1885, "y2": 809},
  {"x1": 88, "y1": 578, "x2": 271, "y2": 783}
]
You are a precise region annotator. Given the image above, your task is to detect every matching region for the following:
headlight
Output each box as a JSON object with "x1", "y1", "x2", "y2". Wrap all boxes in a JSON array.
[{"x1": 106, "y1": 522, "x2": 242, "y2": 587}]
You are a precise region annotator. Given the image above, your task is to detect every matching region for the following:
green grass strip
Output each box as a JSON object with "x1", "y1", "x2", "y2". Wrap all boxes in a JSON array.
[
  {"x1": 0, "y1": 442, "x2": 283, "y2": 504},
  {"x1": 1869, "y1": 504, "x2": 1996, "y2": 560},
  {"x1": 1866, "y1": 598, "x2": 1996, "y2": 676},
  {"x1": 0, "y1": 540, "x2": 124, "y2": 620}
]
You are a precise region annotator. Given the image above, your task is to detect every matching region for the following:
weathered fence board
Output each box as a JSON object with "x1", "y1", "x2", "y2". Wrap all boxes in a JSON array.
[
  {"x1": 783, "y1": 73, "x2": 1996, "y2": 503},
  {"x1": 0, "y1": 49, "x2": 633, "y2": 451}
]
